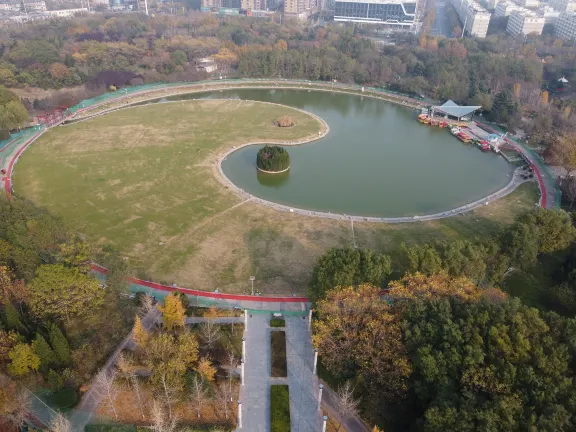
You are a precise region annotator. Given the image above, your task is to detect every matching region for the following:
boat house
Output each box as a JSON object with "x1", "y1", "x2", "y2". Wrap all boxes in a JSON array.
[{"x1": 431, "y1": 100, "x2": 481, "y2": 122}]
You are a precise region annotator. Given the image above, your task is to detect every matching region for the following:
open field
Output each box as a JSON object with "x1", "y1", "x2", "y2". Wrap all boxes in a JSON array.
[{"x1": 14, "y1": 98, "x2": 540, "y2": 294}]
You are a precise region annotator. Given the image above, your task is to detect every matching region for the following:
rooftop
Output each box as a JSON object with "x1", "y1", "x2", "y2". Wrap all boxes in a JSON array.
[{"x1": 433, "y1": 100, "x2": 481, "y2": 118}]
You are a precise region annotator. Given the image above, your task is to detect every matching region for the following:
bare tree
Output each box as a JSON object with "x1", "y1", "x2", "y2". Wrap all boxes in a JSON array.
[
  {"x1": 190, "y1": 375, "x2": 208, "y2": 419},
  {"x1": 225, "y1": 352, "x2": 237, "y2": 389},
  {"x1": 117, "y1": 353, "x2": 146, "y2": 420},
  {"x1": 200, "y1": 322, "x2": 221, "y2": 350},
  {"x1": 4, "y1": 386, "x2": 32, "y2": 429},
  {"x1": 336, "y1": 381, "x2": 360, "y2": 432},
  {"x1": 156, "y1": 371, "x2": 180, "y2": 420},
  {"x1": 138, "y1": 293, "x2": 155, "y2": 317},
  {"x1": 93, "y1": 369, "x2": 120, "y2": 420},
  {"x1": 216, "y1": 382, "x2": 233, "y2": 420},
  {"x1": 49, "y1": 413, "x2": 72, "y2": 432},
  {"x1": 151, "y1": 399, "x2": 179, "y2": 432}
]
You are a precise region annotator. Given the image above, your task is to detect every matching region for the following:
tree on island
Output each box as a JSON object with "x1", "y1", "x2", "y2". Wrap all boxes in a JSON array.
[{"x1": 256, "y1": 145, "x2": 290, "y2": 172}]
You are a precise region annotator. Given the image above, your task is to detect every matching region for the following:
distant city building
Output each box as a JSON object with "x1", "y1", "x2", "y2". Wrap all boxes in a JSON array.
[
  {"x1": 555, "y1": 11, "x2": 576, "y2": 38},
  {"x1": 483, "y1": 0, "x2": 498, "y2": 10},
  {"x1": 513, "y1": 0, "x2": 539, "y2": 8},
  {"x1": 201, "y1": 0, "x2": 218, "y2": 7},
  {"x1": 333, "y1": 0, "x2": 418, "y2": 29},
  {"x1": 45, "y1": 7, "x2": 87, "y2": 16},
  {"x1": 0, "y1": 2, "x2": 21, "y2": 11},
  {"x1": 506, "y1": 8, "x2": 545, "y2": 35},
  {"x1": 495, "y1": 0, "x2": 523, "y2": 16},
  {"x1": 550, "y1": 0, "x2": 576, "y2": 12},
  {"x1": 109, "y1": 0, "x2": 125, "y2": 6},
  {"x1": 538, "y1": 5, "x2": 560, "y2": 23},
  {"x1": 451, "y1": 0, "x2": 491, "y2": 37},
  {"x1": 23, "y1": 1, "x2": 47, "y2": 11},
  {"x1": 284, "y1": 0, "x2": 315, "y2": 19}
]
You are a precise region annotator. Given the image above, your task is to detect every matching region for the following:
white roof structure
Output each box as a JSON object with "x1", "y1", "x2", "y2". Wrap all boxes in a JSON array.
[{"x1": 433, "y1": 100, "x2": 482, "y2": 118}]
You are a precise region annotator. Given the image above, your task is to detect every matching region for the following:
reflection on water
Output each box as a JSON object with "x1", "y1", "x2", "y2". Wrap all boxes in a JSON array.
[{"x1": 257, "y1": 169, "x2": 290, "y2": 188}]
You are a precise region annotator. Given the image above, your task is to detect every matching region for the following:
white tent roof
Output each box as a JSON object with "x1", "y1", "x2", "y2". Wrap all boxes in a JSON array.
[{"x1": 434, "y1": 100, "x2": 481, "y2": 118}]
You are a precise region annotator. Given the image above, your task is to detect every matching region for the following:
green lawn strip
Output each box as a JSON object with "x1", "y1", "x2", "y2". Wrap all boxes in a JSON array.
[
  {"x1": 270, "y1": 384, "x2": 291, "y2": 432},
  {"x1": 271, "y1": 331, "x2": 287, "y2": 377},
  {"x1": 270, "y1": 317, "x2": 285, "y2": 327}
]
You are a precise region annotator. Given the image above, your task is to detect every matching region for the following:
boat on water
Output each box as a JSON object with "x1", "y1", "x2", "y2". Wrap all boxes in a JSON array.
[
  {"x1": 456, "y1": 132, "x2": 472, "y2": 143},
  {"x1": 478, "y1": 140, "x2": 491, "y2": 152},
  {"x1": 450, "y1": 126, "x2": 461, "y2": 135}
]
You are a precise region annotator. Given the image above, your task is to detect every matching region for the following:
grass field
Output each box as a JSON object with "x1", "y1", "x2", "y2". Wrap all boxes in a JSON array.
[{"x1": 14, "y1": 98, "x2": 541, "y2": 294}]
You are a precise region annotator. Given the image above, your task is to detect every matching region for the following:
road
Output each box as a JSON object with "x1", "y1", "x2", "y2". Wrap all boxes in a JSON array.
[{"x1": 430, "y1": 1, "x2": 453, "y2": 37}]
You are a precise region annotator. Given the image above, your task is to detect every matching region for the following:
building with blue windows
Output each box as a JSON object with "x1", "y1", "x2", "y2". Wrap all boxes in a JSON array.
[{"x1": 334, "y1": 0, "x2": 418, "y2": 28}]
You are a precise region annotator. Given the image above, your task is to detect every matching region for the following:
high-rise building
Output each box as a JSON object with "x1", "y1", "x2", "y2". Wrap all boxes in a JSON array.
[
  {"x1": 333, "y1": 0, "x2": 417, "y2": 29},
  {"x1": 284, "y1": 0, "x2": 312, "y2": 17},
  {"x1": 550, "y1": 0, "x2": 576, "y2": 12},
  {"x1": 506, "y1": 8, "x2": 545, "y2": 34},
  {"x1": 201, "y1": 0, "x2": 219, "y2": 8},
  {"x1": 555, "y1": 11, "x2": 576, "y2": 38},
  {"x1": 495, "y1": 0, "x2": 522, "y2": 16},
  {"x1": 451, "y1": 0, "x2": 491, "y2": 37}
]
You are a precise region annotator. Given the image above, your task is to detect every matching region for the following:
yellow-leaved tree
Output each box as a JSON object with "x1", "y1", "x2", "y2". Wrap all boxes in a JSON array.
[
  {"x1": 197, "y1": 357, "x2": 217, "y2": 382},
  {"x1": 159, "y1": 292, "x2": 186, "y2": 331},
  {"x1": 132, "y1": 315, "x2": 149, "y2": 348}
]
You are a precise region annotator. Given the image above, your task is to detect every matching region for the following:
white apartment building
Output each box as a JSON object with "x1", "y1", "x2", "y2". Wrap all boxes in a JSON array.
[
  {"x1": 483, "y1": 0, "x2": 498, "y2": 9},
  {"x1": 495, "y1": 0, "x2": 522, "y2": 16},
  {"x1": 451, "y1": 0, "x2": 492, "y2": 37},
  {"x1": 555, "y1": 11, "x2": 576, "y2": 38},
  {"x1": 0, "y1": 2, "x2": 21, "y2": 11},
  {"x1": 45, "y1": 7, "x2": 87, "y2": 16},
  {"x1": 513, "y1": 0, "x2": 539, "y2": 8},
  {"x1": 24, "y1": 1, "x2": 46, "y2": 11},
  {"x1": 506, "y1": 8, "x2": 545, "y2": 34}
]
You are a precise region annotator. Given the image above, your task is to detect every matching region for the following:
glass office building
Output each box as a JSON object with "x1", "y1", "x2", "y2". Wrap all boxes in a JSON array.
[{"x1": 334, "y1": 0, "x2": 417, "y2": 26}]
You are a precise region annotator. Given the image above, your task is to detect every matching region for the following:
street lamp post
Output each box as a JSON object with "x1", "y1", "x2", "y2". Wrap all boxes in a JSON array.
[
  {"x1": 249, "y1": 276, "x2": 255, "y2": 296},
  {"x1": 238, "y1": 401, "x2": 242, "y2": 428},
  {"x1": 318, "y1": 384, "x2": 324, "y2": 411},
  {"x1": 322, "y1": 415, "x2": 328, "y2": 432},
  {"x1": 313, "y1": 349, "x2": 318, "y2": 375}
]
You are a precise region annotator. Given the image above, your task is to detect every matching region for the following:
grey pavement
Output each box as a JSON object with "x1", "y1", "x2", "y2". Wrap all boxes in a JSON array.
[
  {"x1": 186, "y1": 316, "x2": 243, "y2": 324},
  {"x1": 285, "y1": 316, "x2": 320, "y2": 432},
  {"x1": 241, "y1": 313, "x2": 270, "y2": 432}
]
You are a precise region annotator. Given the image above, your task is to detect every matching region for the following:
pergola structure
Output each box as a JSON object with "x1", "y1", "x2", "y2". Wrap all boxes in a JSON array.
[{"x1": 431, "y1": 100, "x2": 481, "y2": 122}]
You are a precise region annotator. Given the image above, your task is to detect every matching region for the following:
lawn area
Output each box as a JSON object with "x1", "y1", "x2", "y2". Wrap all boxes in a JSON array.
[
  {"x1": 270, "y1": 385, "x2": 291, "y2": 432},
  {"x1": 14, "y1": 95, "x2": 541, "y2": 295},
  {"x1": 271, "y1": 331, "x2": 287, "y2": 378}
]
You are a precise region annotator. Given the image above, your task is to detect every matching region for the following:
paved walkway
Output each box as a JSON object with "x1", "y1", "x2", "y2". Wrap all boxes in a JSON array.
[
  {"x1": 285, "y1": 316, "x2": 320, "y2": 432},
  {"x1": 185, "y1": 316, "x2": 243, "y2": 324},
  {"x1": 241, "y1": 314, "x2": 270, "y2": 432}
]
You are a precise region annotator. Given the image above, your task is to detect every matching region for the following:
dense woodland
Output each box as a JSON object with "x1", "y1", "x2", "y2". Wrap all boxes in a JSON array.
[
  {"x1": 0, "y1": 12, "x2": 574, "y2": 130},
  {"x1": 310, "y1": 208, "x2": 576, "y2": 431}
]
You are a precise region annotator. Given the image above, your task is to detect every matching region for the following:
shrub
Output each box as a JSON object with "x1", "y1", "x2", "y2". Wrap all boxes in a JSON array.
[
  {"x1": 256, "y1": 145, "x2": 290, "y2": 172},
  {"x1": 274, "y1": 116, "x2": 295, "y2": 127},
  {"x1": 50, "y1": 387, "x2": 77, "y2": 408}
]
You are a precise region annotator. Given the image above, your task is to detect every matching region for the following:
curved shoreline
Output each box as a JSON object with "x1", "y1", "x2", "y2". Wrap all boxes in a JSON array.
[
  {"x1": 8, "y1": 83, "x2": 532, "y2": 223},
  {"x1": 257, "y1": 166, "x2": 291, "y2": 174}
]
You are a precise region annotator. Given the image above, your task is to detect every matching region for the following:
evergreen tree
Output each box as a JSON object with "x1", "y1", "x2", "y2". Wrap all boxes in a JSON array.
[
  {"x1": 4, "y1": 302, "x2": 25, "y2": 334},
  {"x1": 47, "y1": 369, "x2": 64, "y2": 391},
  {"x1": 32, "y1": 333, "x2": 57, "y2": 370},
  {"x1": 48, "y1": 324, "x2": 71, "y2": 367}
]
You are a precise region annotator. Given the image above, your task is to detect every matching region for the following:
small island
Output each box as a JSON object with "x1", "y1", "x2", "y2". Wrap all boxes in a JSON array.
[{"x1": 256, "y1": 145, "x2": 291, "y2": 173}]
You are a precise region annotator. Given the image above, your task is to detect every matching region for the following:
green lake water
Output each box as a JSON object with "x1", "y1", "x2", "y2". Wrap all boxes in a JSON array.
[{"x1": 168, "y1": 89, "x2": 513, "y2": 218}]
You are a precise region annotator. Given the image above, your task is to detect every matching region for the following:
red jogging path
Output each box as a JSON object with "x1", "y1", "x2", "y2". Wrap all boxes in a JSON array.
[{"x1": 91, "y1": 264, "x2": 309, "y2": 303}]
